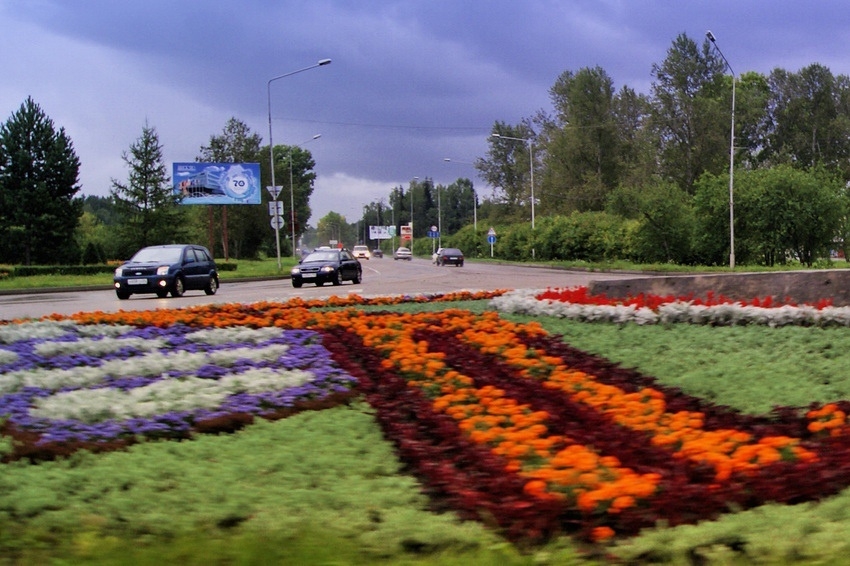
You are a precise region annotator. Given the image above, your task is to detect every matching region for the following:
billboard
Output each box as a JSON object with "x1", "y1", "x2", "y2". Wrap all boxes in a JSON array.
[
  {"x1": 173, "y1": 162, "x2": 261, "y2": 205},
  {"x1": 369, "y1": 225, "x2": 393, "y2": 240}
]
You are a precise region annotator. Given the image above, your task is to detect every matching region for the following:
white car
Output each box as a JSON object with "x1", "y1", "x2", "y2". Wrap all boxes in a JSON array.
[
  {"x1": 393, "y1": 247, "x2": 413, "y2": 260},
  {"x1": 352, "y1": 245, "x2": 371, "y2": 260}
]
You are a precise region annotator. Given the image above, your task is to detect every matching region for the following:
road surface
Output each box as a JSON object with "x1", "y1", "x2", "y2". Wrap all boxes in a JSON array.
[{"x1": 0, "y1": 259, "x2": 640, "y2": 320}]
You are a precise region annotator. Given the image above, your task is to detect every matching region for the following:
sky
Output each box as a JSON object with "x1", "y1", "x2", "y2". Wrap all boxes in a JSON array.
[{"x1": 3, "y1": 1, "x2": 850, "y2": 224}]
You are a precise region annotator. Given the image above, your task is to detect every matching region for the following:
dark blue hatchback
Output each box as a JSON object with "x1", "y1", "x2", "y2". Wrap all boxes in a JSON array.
[{"x1": 113, "y1": 244, "x2": 219, "y2": 300}]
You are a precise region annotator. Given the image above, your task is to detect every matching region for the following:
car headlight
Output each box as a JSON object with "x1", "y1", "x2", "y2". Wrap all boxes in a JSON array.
[
  {"x1": 320, "y1": 266, "x2": 335, "y2": 273},
  {"x1": 156, "y1": 265, "x2": 170, "y2": 276},
  {"x1": 291, "y1": 267, "x2": 301, "y2": 275},
  {"x1": 114, "y1": 267, "x2": 123, "y2": 277}
]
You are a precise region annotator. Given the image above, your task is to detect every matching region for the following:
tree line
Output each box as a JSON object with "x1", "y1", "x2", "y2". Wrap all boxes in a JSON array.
[
  {"x1": 355, "y1": 32, "x2": 850, "y2": 266},
  {"x1": 0, "y1": 102, "x2": 319, "y2": 265},
  {"x1": 4, "y1": 32, "x2": 850, "y2": 267}
]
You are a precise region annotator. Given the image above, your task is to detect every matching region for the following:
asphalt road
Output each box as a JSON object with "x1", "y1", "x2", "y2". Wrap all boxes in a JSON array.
[{"x1": 0, "y1": 259, "x2": 640, "y2": 320}]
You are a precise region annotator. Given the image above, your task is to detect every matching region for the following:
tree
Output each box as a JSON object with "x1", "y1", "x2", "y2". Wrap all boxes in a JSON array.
[
  {"x1": 541, "y1": 67, "x2": 620, "y2": 213},
  {"x1": 477, "y1": 121, "x2": 537, "y2": 222},
  {"x1": 110, "y1": 122, "x2": 186, "y2": 258},
  {"x1": 0, "y1": 97, "x2": 83, "y2": 265},
  {"x1": 316, "y1": 212, "x2": 354, "y2": 248},
  {"x1": 280, "y1": 145, "x2": 318, "y2": 246},
  {"x1": 197, "y1": 117, "x2": 263, "y2": 259},
  {"x1": 763, "y1": 64, "x2": 850, "y2": 177},
  {"x1": 651, "y1": 33, "x2": 729, "y2": 193}
]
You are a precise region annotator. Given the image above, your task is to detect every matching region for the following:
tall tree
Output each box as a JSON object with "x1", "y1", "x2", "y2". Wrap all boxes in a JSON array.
[
  {"x1": 197, "y1": 117, "x2": 263, "y2": 259},
  {"x1": 477, "y1": 121, "x2": 537, "y2": 223},
  {"x1": 110, "y1": 122, "x2": 186, "y2": 257},
  {"x1": 0, "y1": 97, "x2": 83, "y2": 265},
  {"x1": 651, "y1": 33, "x2": 728, "y2": 193},
  {"x1": 542, "y1": 67, "x2": 620, "y2": 213},
  {"x1": 763, "y1": 64, "x2": 850, "y2": 177}
]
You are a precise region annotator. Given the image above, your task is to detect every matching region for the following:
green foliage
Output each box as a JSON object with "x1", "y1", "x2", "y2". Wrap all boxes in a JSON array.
[
  {"x1": 694, "y1": 166, "x2": 844, "y2": 266},
  {"x1": 110, "y1": 122, "x2": 188, "y2": 257},
  {"x1": 196, "y1": 117, "x2": 268, "y2": 260},
  {"x1": 0, "y1": 97, "x2": 83, "y2": 266}
]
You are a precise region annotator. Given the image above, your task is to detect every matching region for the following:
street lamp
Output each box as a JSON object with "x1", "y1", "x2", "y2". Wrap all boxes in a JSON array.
[
  {"x1": 267, "y1": 58, "x2": 331, "y2": 269},
  {"x1": 707, "y1": 30, "x2": 736, "y2": 269},
  {"x1": 491, "y1": 133, "x2": 535, "y2": 229},
  {"x1": 443, "y1": 158, "x2": 478, "y2": 232},
  {"x1": 288, "y1": 134, "x2": 321, "y2": 257}
]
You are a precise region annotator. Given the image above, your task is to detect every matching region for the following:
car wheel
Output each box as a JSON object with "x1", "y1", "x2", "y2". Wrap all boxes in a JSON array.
[
  {"x1": 333, "y1": 270, "x2": 343, "y2": 286},
  {"x1": 204, "y1": 276, "x2": 218, "y2": 295},
  {"x1": 116, "y1": 290, "x2": 130, "y2": 300},
  {"x1": 171, "y1": 277, "x2": 185, "y2": 298},
  {"x1": 353, "y1": 269, "x2": 361, "y2": 284},
  {"x1": 156, "y1": 289, "x2": 169, "y2": 298},
  {"x1": 292, "y1": 279, "x2": 302, "y2": 288}
]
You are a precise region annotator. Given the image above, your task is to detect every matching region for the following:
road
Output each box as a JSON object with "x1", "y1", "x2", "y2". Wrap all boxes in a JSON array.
[{"x1": 0, "y1": 258, "x2": 640, "y2": 320}]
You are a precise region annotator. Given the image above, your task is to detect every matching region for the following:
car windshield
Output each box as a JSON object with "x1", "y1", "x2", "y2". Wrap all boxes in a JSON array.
[
  {"x1": 130, "y1": 247, "x2": 183, "y2": 263},
  {"x1": 397, "y1": 248, "x2": 410, "y2": 253},
  {"x1": 353, "y1": 246, "x2": 367, "y2": 251},
  {"x1": 442, "y1": 248, "x2": 462, "y2": 255},
  {"x1": 303, "y1": 251, "x2": 339, "y2": 262}
]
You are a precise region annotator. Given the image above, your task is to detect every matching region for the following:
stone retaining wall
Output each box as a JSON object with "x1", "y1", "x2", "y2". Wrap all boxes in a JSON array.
[{"x1": 588, "y1": 270, "x2": 850, "y2": 306}]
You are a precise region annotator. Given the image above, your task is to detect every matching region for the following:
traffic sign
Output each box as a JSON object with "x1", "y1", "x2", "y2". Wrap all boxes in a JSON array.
[
  {"x1": 270, "y1": 215, "x2": 284, "y2": 229},
  {"x1": 428, "y1": 229, "x2": 440, "y2": 238},
  {"x1": 266, "y1": 185, "x2": 283, "y2": 199},
  {"x1": 487, "y1": 234, "x2": 496, "y2": 244},
  {"x1": 268, "y1": 201, "x2": 283, "y2": 215},
  {"x1": 488, "y1": 226, "x2": 497, "y2": 236}
]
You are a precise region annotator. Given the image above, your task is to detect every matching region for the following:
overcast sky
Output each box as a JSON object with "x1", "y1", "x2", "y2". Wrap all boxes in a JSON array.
[{"x1": 3, "y1": 1, "x2": 850, "y2": 224}]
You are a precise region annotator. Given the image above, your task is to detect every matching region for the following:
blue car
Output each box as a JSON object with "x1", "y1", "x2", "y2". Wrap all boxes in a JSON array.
[{"x1": 113, "y1": 244, "x2": 219, "y2": 300}]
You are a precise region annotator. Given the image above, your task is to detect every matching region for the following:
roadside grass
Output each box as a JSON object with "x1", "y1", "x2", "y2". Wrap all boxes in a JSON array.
[{"x1": 0, "y1": 258, "x2": 297, "y2": 291}]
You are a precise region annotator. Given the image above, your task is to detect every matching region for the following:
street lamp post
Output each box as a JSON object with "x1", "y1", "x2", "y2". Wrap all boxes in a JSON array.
[
  {"x1": 443, "y1": 158, "x2": 477, "y2": 232},
  {"x1": 267, "y1": 58, "x2": 331, "y2": 269},
  {"x1": 491, "y1": 133, "x2": 535, "y2": 229},
  {"x1": 707, "y1": 30, "x2": 736, "y2": 270},
  {"x1": 288, "y1": 134, "x2": 321, "y2": 257}
]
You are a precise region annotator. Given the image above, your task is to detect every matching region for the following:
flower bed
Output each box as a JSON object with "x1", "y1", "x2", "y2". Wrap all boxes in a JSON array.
[
  {"x1": 490, "y1": 286, "x2": 848, "y2": 326},
  {"x1": 3, "y1": 289, "x2": 850, "y2": 545}
]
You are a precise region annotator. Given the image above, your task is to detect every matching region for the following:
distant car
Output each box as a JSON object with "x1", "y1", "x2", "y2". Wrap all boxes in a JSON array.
[
  {"x1": 393, "y1": 247, "x2": 413, "y2": 261},
  {"x1": 113, "y1": 244, "x2": 219, "y2": 300},
  {"x1": 352, "y1": 245, "x2": 371, "y2": 260},
  {"x1": 291, "y1": 248, "x2": 362, "y2": 287},
  {"x1": 435, "y1": 247, "x2": 464, "y2": 267},
  {"x1": 371, "y1": 247, "x2": 384, "y2": 258}
]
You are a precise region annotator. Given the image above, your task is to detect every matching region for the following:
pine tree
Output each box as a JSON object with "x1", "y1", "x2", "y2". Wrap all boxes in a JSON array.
[
  {"x1": 111, "y1": 122, "x2": 187, "y2": 257},
  {"x1": 0, "y1": 96, "x2": 83, "y2": 265}
]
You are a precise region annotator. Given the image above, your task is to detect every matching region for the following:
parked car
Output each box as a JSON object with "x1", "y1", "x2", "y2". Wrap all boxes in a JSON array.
[
  {"x1": 352, "y1": 245, "x2": 371, "y2": 260},
  {"x1": 371, "y1": 247, "x2": 384, "y2": 258},
  {"x1": 291, "y1": 248, "x2": 362, "y2": 287},
  {"x1": 435, "y1": 247, "x2": 464, "y2": 267},
  {"x1": 113, "y1": 244, "x2": 219, "y2": 300},
  {"x1": 393, "y1": 246, "x2": 413, "y2": 261}
]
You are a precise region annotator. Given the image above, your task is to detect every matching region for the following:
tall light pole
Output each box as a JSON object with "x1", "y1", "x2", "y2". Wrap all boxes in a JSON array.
[
  {"x1": 267, "y1": 58, "x2": 331, "y2": 269},
  {"x1": 443, "y1": 158, "x2": 478, "y2": 232},
  {"x1": 707, "y1": 31, "x2": 736, "y2": 269},
  {"x1": 288, "y1": 134, "x2": 321, "y2": 257},
  {"x1": 491, "y1": 133, "x2": 535, "y2": 229}
]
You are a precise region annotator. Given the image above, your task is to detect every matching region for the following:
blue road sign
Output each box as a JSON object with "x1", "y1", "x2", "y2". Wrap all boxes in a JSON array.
[{"x1": 487, "y1": 235, "x2": 496, "y2": 244}]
